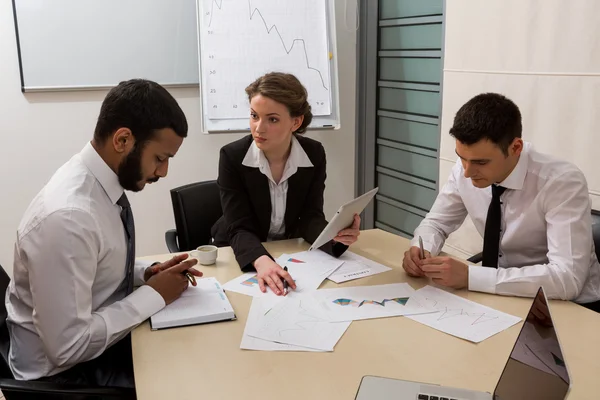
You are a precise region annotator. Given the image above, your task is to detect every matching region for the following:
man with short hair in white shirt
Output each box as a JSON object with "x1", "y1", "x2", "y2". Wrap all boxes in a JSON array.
[
  {"x1": 5, "y1": 79, "x2": 202, "y2": 391},
  {"x1": 403, "y1": 92, "x2": 600, "y2": 311}
]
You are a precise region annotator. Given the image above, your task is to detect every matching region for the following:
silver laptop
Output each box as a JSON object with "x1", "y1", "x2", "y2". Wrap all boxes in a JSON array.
[{"x1": 355, "y1": 287, "x2": 570, "y2": 400}]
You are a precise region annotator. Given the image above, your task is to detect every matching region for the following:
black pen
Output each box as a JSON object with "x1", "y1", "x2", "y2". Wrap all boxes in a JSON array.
[
  {"x1": 180, "y1": 259, "x2": 196, "y2": 285},
  {"x1": 183, "y1": 270, "x2": 196, "y2": 285},
  {"x1": 283, "y1": 266, "x2": 289, "y2": 294}
]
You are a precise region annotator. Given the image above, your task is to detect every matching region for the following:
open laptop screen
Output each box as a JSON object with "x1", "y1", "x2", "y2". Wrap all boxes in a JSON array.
[{"x1": 494, "y1": 287, "x2": 570, "y2": 400}]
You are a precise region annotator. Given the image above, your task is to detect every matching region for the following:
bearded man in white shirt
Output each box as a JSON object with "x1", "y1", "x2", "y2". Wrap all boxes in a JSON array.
[
  {"x1": 5, "y1": 79, "x2": 202, "y2": 392},
  {"x1": 402, "y1": 92, "x2": 600, "y2": 312}
]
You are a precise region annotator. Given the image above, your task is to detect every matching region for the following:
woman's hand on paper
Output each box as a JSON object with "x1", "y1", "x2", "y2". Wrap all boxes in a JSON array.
[
  {"x1": 254, "y1": 255, "x2": 296, "y2": 296},
  {"x1": 333, "y1": 214, "x2": 361, "y2": 246}
]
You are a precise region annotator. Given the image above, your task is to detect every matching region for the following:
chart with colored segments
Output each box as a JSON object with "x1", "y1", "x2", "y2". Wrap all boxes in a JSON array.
[
  {"x1": 332, "y1": 297, "x2": 409, "y2": 307},
  {"x1": 240, "y1": 276, "x2": 258, "y2": 287},
  {"x1": 314, "y1": 283, "x2": 436, "y2": 322}
]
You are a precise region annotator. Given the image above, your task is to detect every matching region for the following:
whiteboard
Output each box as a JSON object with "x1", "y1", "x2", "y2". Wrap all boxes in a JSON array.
[
  {"x1": 12, "y1": 0, "x2": 199, "y2": 91},
  {"x1": 196, "y1": 0, "x2": 340, "y2": 132}
]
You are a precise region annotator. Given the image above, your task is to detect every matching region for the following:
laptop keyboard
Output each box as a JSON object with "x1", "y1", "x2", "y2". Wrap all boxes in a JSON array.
[{"x1": 418, "y1": 394, "x2": 462, "y2": 400}]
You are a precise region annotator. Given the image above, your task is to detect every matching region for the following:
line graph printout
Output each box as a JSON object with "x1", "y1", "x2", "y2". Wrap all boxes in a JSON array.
[
  {"x1": 199, "y1": 0, "x2": 332, "y2": 119},
  {"x1": 241, "y1": 296, "x2": 324, "y2": 352},
  {"x1": 314, "y1": 283, "x2": 436, "y2": 322},
  {"x1": 406, "y1": 286, "x2": 522, "y2": 343},
  {"x1": 246, "y1": 296, "x2": 351, "y2": 351}
]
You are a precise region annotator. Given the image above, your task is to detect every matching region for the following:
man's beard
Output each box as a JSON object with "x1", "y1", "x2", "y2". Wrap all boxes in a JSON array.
[{"x1": 117, "y1": 142, "x2": 158, "y2": 192}]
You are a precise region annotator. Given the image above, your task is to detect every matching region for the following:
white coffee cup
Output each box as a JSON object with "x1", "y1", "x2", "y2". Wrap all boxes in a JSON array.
[{"x1": 191, "y1": 245, "x2": 218, "y2": 265}]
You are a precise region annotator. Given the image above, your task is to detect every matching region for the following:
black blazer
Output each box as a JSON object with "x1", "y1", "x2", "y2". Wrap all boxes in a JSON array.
[{"x1": 211, "y1": 134, "x2": 347, "y2": 271}]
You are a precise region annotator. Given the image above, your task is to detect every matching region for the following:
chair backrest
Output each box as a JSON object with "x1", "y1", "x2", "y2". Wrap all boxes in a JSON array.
[
  {"x1": 591, "y1": 210, "x2": 600, "y2": 261},
  {"x1": 170, "y1": 180, "x2": 222, "y2": 251},
  {"x1": 0, "y1": 264, "x2": 13, "y2": 379}
]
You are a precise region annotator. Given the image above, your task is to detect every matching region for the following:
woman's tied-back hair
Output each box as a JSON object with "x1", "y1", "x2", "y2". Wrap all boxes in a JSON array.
[{"x1": 245, "y1": 72, "x2": 313, "y2": 133}]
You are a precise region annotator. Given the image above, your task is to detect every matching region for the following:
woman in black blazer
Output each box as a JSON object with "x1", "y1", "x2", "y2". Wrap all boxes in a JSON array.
[{"x1": 211, "y1": 72, "x2": 360, "y2": 296}]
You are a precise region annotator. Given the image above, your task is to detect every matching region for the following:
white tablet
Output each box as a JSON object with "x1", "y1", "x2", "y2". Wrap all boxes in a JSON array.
[{"x1": 308, "y1": 187, "x2": 379, "y2": 251}]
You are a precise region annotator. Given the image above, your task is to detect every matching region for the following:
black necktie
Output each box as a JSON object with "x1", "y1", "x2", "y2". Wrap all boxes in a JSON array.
[
  {"x1": 117, "y1": 193, "x2": 135, "y2": 294},
  {"x1": 482, "y1": 184, "x2": 507, "y2": 268}
]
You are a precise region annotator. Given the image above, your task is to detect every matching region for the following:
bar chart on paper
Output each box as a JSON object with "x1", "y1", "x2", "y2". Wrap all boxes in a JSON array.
[
  {"x1": 199, "y1": 0, "x2": 332, "y2": 120},
  {"x1": 240, "y1": 275, "x2": 259, "y2": 287}
]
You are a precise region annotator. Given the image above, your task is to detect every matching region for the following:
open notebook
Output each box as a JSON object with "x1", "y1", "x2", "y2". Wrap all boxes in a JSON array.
[{"x1": 150, "y1": 277, "x2": 236, "y2": 330}]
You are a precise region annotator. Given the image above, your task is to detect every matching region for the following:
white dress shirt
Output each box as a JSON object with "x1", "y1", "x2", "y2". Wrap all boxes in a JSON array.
[
  {"x1": 242, "y1": 136, "x2": 313, "y2": 240},
  {"x1": 5, "y1": 142, "x2": 165, "y2": 380},
  {"x1": 412, "y1": 142, "x2": 600, "y2": 303}
]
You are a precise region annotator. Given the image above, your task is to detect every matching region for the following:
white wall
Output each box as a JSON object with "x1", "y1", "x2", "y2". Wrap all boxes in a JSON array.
[
  {"x1": 440, "y1": 0, "x2": 600, "y2": 258},
  {"x1": 0, "y1": 0, "x2": 357, "y2": 276}
]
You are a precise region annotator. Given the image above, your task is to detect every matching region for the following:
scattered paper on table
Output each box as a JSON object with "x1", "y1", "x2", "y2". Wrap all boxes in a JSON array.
[
  {"x1": 246, "y1": 295, "x2": 351, "y2": 351},
  {"x1": 288, "y1": 250, "x2": 391, "y2": 283},
  {"x1": 274, "y1": 253, "x2": 343, "y2": 280},
  {"x1": 406, "y1": 286, "x2": 522, "y2": 343},
  {"x1": 222, "y1": 258, "x2": 341, "y2": 298},
  {"x1": 313, "y1": 283, "x2": 437, "y2": 322},
  {"x1": 241, "y1": 296, "x2": 324, "y2": 352}
]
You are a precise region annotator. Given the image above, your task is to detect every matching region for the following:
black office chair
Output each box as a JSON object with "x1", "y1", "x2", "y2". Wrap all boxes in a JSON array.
[
  {"x1": 0, "y1": 263, "x2": 135, "y2": 399},
  {"x1": 165, "y1": 180, "x2": 223, "y2": 252},
  {"x1": 467, "y1": 209, "x2": 600, "y2": 263}
]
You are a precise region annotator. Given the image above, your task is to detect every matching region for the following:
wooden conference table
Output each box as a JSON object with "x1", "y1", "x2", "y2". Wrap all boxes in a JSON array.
[{"x1": 132, "y1": 229, "x2": 600, "y2": 400}]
